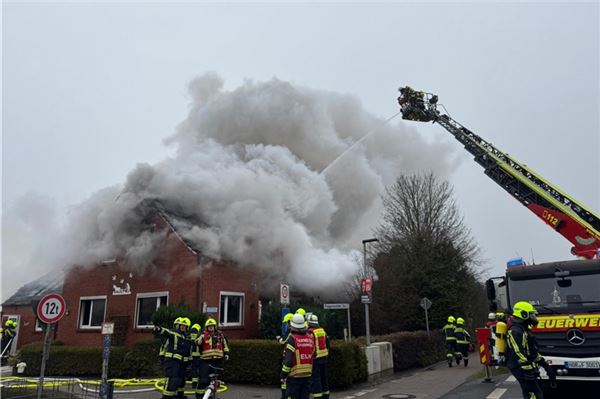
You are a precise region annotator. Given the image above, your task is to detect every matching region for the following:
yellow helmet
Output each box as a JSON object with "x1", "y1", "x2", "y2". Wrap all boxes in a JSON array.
[
  {"x1": 173, "y1": 317, "x2": 183, "y2": 325},
  {"x1": 296, "y1": 308, "x2": 306, "y2": 316},
  {"x1": 182, "y1": 317, "x2": 191, "y2": 327},
  {"x1": 205, "y1": 318, "x2": 217, "y2": 328},
  {"x1": 5, "y1": 320, "x2": 17, "y2": 328},
  {"x1": 447, "y1": 316, "x2": 456, "y2": 323},
  {"x1": 191, "y1": 323, "x2": 201, "y2": 332},
  {"x1": 513, "y1": 301, "x2": 537, "y2": 321},
  {"x1": 456, "y1": 317, "x2": 464, "y2": 325},
  {"x1": 283, "y1": 313, "x2": 293, "y2": 323},
  {"x1": 174, "y1": 317, "x2": 190, "y2": 327}
]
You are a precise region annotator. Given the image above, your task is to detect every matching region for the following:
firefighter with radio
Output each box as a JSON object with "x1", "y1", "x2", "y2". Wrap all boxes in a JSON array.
[
  {"x1": 442, "y1": 316, "x2": 457, "y2": 367},
  {"x1": 154, "y1": 317, "x2": 192, "y2": 399},
  {"x1": 195, "y1": 318, "x2": 229, "y2": 398},
  {"x1": 308, "y1": 314, "x2": 330, "y2": 399},
  {"x1": 281, "y1": 313, "x2": 315, "y2": 399},
  {"x1": 507, "y1": 302, "x2": 556, "y2": 399}
]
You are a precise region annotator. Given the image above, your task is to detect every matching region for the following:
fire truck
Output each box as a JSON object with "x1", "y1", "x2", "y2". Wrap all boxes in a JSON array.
[{"x1": 396, "y1": 87, "x2": 600, "y2": 383}]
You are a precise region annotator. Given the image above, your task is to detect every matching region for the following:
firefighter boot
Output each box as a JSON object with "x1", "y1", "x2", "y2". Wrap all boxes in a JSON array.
[{"x1": 464, "y1": 357, "x2": 469, "y2": 367}]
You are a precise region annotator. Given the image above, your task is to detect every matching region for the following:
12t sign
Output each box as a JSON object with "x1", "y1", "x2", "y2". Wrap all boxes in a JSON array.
[{"x1": 37, "y1": 293, "x2": 66, "y2": 324}]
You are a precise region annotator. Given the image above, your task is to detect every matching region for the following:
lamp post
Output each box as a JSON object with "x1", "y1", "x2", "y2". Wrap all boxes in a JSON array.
[{"x1": 362, "y1": 238, "x2": 379, "y2": 346}]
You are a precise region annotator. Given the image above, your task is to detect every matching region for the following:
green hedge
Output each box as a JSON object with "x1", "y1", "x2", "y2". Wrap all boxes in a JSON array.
[
  {"x1": 355, "y1": 330, "x2": 445, "y2": 371},
  {"x1": 15, "y1": 339, "x2": 366, "y2": 389}
]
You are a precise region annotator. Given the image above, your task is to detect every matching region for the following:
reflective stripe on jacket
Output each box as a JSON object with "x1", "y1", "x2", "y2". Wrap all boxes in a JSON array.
[
  {"x1": 158, "y1": 327, "x2": 190, "y2": 361},
  {"x1": 442, "y1": 324, "x2": 456, "y2": 341},
  {"x1": 454, "y1": 327, "x2": 471, "y2": 344}
]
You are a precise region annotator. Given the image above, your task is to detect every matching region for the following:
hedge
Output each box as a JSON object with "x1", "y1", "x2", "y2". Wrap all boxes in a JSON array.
[
  {"x1": 355, "y1": 330, "x2": 445, "y2": 371},
  {"x1": 15, "y1": 339, "x2": 367, "y2": 389}
]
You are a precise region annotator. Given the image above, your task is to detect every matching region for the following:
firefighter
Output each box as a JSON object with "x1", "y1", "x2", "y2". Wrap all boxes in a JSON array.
[
  {"x1": 1, "y1": 320, "x2": 17, "y2": 363},
  {"x1": 281, "y1": 313, "x2": 315, "y2": 399},
  {"x1": 454, "y1": 317, "x2": 471, "y2": 367},
  {"x1": 442, "y1": 316, "x2": 457, "y2": 367},
  {"x1": 154, "y1": 317, "x2": 191, "y2": 399},
  {"x1": 195, "y1": 318, "x2": 229, "y2": 398},
  {"x1": 278, "y1": 313, "x2": 294, "y2": 399},
  {"x1": 189, "y1": 323, "x2": 202, "y2": 390},
  {"x1": 307, "y1": 314, "x2": 330, "y2": 399},
  {"x1": 507, "y1": 302, "x2": 556, "y2": 399}
]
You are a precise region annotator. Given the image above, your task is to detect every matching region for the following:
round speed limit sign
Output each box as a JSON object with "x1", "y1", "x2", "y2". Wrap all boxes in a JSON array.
[{"x1": 37, "y1": 293, "x2": 66, "y2": 324}]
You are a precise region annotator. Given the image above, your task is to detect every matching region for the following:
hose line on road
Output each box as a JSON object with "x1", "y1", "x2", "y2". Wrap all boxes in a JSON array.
[{"x1": 0, "y1": 376, "x2": 228, "y2": 395}]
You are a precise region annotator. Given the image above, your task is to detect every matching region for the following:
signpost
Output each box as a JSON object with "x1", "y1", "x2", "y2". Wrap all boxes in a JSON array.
[
  {"x1": 420, "y1": 297, "x2": 432, "y2": 336},
  {"x1": 280, "y1": 283, "x2": 290, "y2": 305},
  {"x1": 36, "y1": 293, "x2": 66, "y2": 399},
  {"x1": 100, "y1": 322, "x2": 115, "y2": 399},
  {"x1": 324, "y1": 303, "x2": 351, "y2": 341}
]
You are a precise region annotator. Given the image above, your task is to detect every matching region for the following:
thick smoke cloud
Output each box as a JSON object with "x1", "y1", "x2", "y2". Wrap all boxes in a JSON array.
[{"x1": 2, "y1": 73, "x2": 457, "y2": 298}]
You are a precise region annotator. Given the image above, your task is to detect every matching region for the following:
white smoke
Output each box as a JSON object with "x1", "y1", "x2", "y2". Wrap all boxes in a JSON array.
[{"x1": 2, "y1": 73, "x2": 458, "y2": 298}]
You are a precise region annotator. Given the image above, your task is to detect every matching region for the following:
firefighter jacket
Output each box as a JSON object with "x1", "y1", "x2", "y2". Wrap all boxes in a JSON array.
[
  {"x1": 281, "y1": 330, "x2": 315, "y2": 379},
  {"x1": 189, "y1": 331, "x2": 201, "y2": 359},
  {"x1": 442, "y1": 323, "x2": 456, "y2": 341},
  {"x1": 157, "y1": 327, "x2": 191, "y2": 362},
  {"x1": 506, "y1": 319, "x2": 542, "y2": 372},
  {"x1": 454, "y1": 327, "x2": 471, "y2": 345},
  {"x1": 308, "y1": 327, "x2": 330, "y2": 359},
  {"x1": 198, "y1": 330, "x2": 229, "y2": 360},
  {"x1": 0, "y1": 327, "x2": 16, "y2": 340}
]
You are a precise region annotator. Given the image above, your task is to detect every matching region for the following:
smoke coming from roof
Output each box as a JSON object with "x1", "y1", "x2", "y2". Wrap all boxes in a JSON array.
[{"x1": 3, "y1": 73, "x2": 457, "y2": 297}]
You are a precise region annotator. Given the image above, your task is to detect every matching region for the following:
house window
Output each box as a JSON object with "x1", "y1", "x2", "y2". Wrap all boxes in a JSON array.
[
  {"x1": 219, "y1": 292, "x2": 244, "y2": 326},
  {"x1": 135, "y1": 292, "x2": 168, "y2": 328},
  {"x1": 79, "y1": 296, "x2": 106, "y2": 329}
]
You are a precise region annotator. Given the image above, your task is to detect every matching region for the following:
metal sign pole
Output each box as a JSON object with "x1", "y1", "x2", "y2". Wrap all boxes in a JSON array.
[
  {"x1": 100, "y1": 334, "x2": 112, "y2": 399},
  {"x1": 424, "y1": 306, "x2": 430, "y2": 336},
  {"x1": 37, "y1": 324, "x2": 52, "y2": 399},
  {"x1": 346, "y1": 307, "x2": 352, "y2": 342}
]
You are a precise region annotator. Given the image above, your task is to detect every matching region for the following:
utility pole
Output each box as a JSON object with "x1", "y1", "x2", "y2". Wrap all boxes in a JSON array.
[{"x1": 362, "y1": 238, "x2": 378, "y2": 346}]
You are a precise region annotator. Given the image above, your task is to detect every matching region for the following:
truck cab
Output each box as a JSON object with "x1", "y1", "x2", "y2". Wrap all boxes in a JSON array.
[{"x1": 489, "y1": 258, "x2": 600, "y2": 382}]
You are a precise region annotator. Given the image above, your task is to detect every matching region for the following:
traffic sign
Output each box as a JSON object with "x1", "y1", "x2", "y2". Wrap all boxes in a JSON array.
[
  {"x1": 420, "y1": 297, "x2": 432, "y2": 310},
  {"x1": 360, "y1": 278, "x2": 373, "y2": 294},
  {"x1": 280, "y1": 283, "x2": 290, "y2": 305},
  {"x1": 361, "y1": 294, "x2": 371, "y2": 304},
  {"x1": 37, "y1": 293, "x2": 66, "y2": 324},
  {"x1": 102, "y1": 322, "x2": 115, "y2": 335},
  {"x1": 323, "y1": 303, "x2": 350, "y2": 310}
]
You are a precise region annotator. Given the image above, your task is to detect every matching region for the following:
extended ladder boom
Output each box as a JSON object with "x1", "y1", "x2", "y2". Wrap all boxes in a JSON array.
[{"x1": 397, "y1": 87, "x2": 600, "y2": 258}]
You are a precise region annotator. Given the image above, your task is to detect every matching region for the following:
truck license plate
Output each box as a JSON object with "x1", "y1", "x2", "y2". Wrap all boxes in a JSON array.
[{"x1": 564, "y1": 361, "x2": 600, "y2": 369}]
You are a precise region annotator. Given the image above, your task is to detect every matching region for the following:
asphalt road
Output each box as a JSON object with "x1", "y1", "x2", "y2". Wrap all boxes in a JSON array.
[{"x1": 440, "y1": 374, "x2": 600, "y2": 399}]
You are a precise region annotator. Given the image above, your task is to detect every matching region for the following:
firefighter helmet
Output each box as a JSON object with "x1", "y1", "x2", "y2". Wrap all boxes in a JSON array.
[
  {"x1": 308, "y1": 314, "x2": 319, "y2": 326},
  {"x1": 447, "y1": 316, "x2": 456, "y2": 323},
  {"x1": 513, "y1": 301, "x2": 537, "y2": 321},
  {"x1": 173, "y1": 317, "x2": 183, "y2": 326},
  {"x1": 283, "y1": 313, "x2": 294, "y2": 323},
  {"x1": 487, "y1": 312, "x2": 496, "y2": 321},
  {"x1": 182, "y1": 317, "x2": 191, "y2": 327},
  {"x1": 456, "y1": 317, "x2": 464, "y2": 325},
  {"x1": 5, "y1": 320, "x2": 17, "y2": 328},
  {"x1": 205, "y1": 318, "x2": 217, "y2": 328},
  {"x1": 290, "y1": 314, "x2": 306, "y2": 329},
  {"x1": 296, "y1": 308, "x2": 306, "y2": 316},
  {"x1": 191, "y1": 323, "x2": 201, "y2": 332}
]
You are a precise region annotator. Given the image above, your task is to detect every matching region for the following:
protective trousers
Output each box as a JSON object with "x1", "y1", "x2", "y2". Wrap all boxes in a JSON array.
[
  {"x1": 178, "y1": 361, "x2": 189, "y2": 398},
  {"x1": 457, "y1": 343, "x2": 469, "y2": 366},
  {"x1": 512, "y1": 369, "x2": 544, "y2": 399},
  {"x1": 445, "y1": 340, "x2": 456, "y2": 365},
  {"x1": 285, "y1": 376, "x2": 311, "y2": 399},
  {"x1": 311, "y1": 358, "x2": 329, "y2": 398},
  {"x1": 162, "y1": 359, "x2": 183, "y2": 398},
  {"x1": 196, "y1": 358, "x2": 223, "y2": 397},
  {"x1": 191, "y1": 357, "x2": 201, "y2": 387}
]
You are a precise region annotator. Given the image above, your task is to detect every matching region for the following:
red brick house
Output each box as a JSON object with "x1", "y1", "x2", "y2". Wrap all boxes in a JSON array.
[{"x1": 2, "y1": 200, "x2": 261, "y2": 350}]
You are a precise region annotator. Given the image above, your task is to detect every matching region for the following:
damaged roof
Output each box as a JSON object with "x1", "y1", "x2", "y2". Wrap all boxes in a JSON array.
[{"x1": 2, "y1": 270, "x2": 65, "y2": 307}]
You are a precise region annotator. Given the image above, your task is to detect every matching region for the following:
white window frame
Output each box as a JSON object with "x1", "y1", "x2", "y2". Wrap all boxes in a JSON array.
[
  {"x1": 134, "y1": 291, "x2": 169, "y2": 329},
  {"x1": 78, "y1": 295, "x2": 107, "y2": 330},
  {"x1": 219, "y1": 291, "x2": 244, "y2": 327}
]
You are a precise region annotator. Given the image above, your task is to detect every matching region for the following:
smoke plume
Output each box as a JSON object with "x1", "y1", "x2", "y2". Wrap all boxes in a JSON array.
[{"x1": 2, "y1": 73, "x2": 457, "y2": 298}]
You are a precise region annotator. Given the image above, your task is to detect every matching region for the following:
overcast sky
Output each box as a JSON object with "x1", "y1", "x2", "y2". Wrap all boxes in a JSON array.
[{"x1": 2, "y1": 1, "x2": 599, "y2": 297}]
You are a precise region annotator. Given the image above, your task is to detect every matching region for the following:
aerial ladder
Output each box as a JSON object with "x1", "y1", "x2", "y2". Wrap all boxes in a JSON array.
[{"x1": 396, "y1": 86, "x2": 600, "y2": 259}]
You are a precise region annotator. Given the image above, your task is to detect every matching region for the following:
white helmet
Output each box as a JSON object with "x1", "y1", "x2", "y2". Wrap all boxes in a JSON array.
[
  {"x1": 487, "y1": 312, "x2": 496, "y2": 321},
  {"x1": 290, "y1": 313, "x2": 306, "y2": 329},
  {"x1": 308, "y1": 314, "x2": 319, "y2": 326}
]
